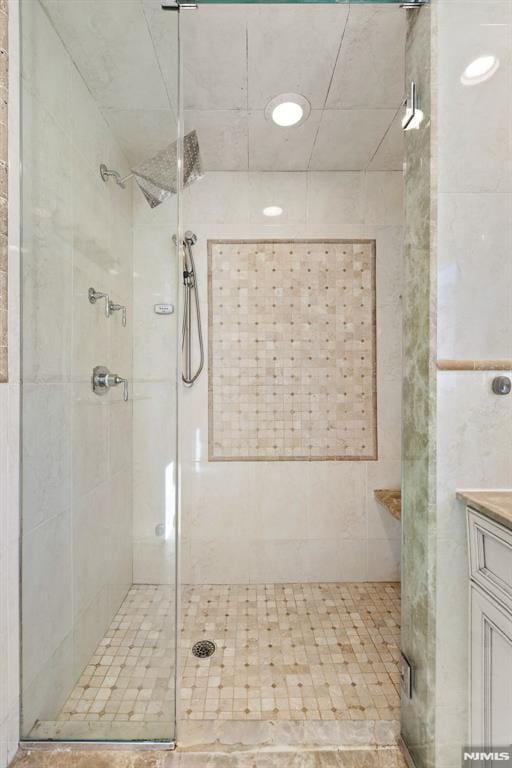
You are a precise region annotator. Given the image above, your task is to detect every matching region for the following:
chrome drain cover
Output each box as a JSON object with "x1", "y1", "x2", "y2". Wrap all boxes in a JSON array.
[{"x1": 192, "y1": 640, "x2": 216, "y2": 659}]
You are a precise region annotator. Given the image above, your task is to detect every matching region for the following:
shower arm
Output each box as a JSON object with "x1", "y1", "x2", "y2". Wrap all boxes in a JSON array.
[{"x1": 99, "y1": 163, "x2": 133, "y2": 189}]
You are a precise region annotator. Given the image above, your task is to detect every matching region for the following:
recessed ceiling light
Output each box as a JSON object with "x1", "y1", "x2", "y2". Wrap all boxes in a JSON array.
[
  {"x1": 272, "y1": 102, "x2": 303, "y2": 127},
  {"x1": 461, "y1": 55, "x2": 500, "y2": 85},
  {"x1": 263, "y1": 206, "x2": 283, "y2": 217},
  {"x1": 265, "y1": 93, "x2": 311, "y2": 128}
]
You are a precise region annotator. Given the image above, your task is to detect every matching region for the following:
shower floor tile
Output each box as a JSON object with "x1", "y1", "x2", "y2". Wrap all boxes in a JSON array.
[
  {"x1": 53, "y1": 584, "x2": 175, "y2": 734},
  {"x1": 38, "y1": 581, "x2": 399, "y2": 738},
  {"x1": 180, "y1": 582, "x2": 400, "y2": 722}
]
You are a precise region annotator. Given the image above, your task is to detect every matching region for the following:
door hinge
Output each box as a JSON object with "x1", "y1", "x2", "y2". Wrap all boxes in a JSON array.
[
  {"x1": 162, "y1": 1, "x2": 197, "y2": 10},
  {"x1": 400, "y1": 0, "x2": 427, "y2": 7},
  {"x1": 400, "y1": 653, "x2": 413, "y2": 699}
]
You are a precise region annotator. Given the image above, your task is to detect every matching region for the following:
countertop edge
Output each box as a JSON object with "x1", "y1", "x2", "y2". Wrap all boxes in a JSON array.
[{"x1": 457, "y1": 490, "x2": 512, "y2": 532}]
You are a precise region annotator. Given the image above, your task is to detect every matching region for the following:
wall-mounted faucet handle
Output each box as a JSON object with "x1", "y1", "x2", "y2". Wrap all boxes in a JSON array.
[
  {"x1": 88, "y1": 287, "x2": 110, "y2": 318},
  {"x1": 92, "y1": 366, "x2": 129, "y2": 401},
  {"x1": 112, "y1": 374, "x2": 129, "y2": 402},
  {"x1": 108, "y1": 300, "x2": 127, "y2": 327}
]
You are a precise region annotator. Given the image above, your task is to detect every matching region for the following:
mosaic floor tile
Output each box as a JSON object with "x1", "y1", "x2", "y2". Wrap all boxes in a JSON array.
[
  {"x1": 50, "y1": 582, "x2": 399, "y2": 733},
  {"x1": 56, "y1": 585, "x2": 175, "y2": 728},
  {"x1": 180, "y1": 582, "x2": 400, "y2": 721}
]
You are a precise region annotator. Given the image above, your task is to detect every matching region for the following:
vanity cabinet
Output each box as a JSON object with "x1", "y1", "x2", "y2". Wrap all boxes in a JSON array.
[{"x1": 467, "y1": 507, "x2": 512, "y2": 744}]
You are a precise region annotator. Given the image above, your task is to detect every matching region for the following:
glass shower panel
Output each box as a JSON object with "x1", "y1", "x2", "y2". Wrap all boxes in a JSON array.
[{"x1": 20, "y1": 0, "x2": 180, "y2": 743}]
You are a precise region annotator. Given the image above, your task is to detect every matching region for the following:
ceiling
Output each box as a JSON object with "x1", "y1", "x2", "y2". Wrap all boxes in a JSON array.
[{"x1": 42, "y1": 1, "x2": 405, "y2": 173}]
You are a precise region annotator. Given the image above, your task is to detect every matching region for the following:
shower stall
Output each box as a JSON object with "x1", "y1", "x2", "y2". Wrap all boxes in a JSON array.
[{"x1": 20, "y1": 0, "x2": 406, "y2": 752}]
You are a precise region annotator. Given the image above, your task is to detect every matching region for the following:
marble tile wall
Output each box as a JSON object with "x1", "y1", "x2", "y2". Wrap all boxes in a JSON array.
[
  {"x1": 0, "y1": 372, "x2": 19, "y2": 768},
  {"x1": 434, "y1": 2, "x2": 512, "y2": 767},
  {"x1": 20, "y1": 0, "x2": 134, "y2": 735},
  {"x1": 131, "y1": 193, "x2": 179, "y2": 585},
  {"x1": 435, "y1": 371, "x2": 512, "y2": 767},
  {"x1": 176, "y1": 170, "x2": 403, "y2": 585},
  {"x1": 0, "y1": 1, "x2": 20, "y2": 765},
  {"x1": 0, "y1": 0, "x2": 6, "y2": 383},
  {"x1": 401, "y1": 3, "x2": 512, "y2": 768}
]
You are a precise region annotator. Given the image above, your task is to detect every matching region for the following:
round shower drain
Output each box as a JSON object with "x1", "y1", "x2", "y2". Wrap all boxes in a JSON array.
[{"x1": 192, "y1": 640, "x2": 216, "y2": 659}]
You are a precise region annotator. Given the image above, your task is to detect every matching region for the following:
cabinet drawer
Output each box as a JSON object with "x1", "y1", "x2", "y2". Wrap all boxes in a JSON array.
[{"x1": 468, "y1": 508, "x2": 512, "y2": 612}]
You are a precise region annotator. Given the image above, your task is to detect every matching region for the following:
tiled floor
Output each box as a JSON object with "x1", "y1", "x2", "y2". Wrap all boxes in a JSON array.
[
  {"x1": 34, "y1": 582, "x2": 399, "y2": 738},
  {"x1": 181, "y1": 583, "x2": 400, "y2": 721},
  {"x1": 57, "y1": 585, "x2": 175, "y2": 727}
]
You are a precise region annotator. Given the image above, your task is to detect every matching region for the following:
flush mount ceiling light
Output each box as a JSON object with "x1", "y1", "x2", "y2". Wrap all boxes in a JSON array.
[
  {"x1": 263, "y1": 206, "x2": 283, "y2": 217},
  {"x1": 265, "y1": 93, "x2": 311, "y2": 128},
  {"x1": 461, "y1": 55, "x2": 500, "y2": 85}
]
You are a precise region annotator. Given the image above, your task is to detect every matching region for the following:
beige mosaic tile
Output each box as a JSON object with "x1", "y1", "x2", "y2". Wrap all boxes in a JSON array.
[
  {"x1": 181, "y1": 582, "x2": 400, "y2": 722},
  {"x1": 48, "y1": 583, "x2": 399, "y2": 737},
  {"x1": 208, "y1": 240, "x2": 377, "y2": 461},
  {"x1": 54, "y1": 585, "x2": 175, "y2": 730}
]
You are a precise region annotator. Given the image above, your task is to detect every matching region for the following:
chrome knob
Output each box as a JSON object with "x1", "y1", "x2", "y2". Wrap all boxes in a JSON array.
[
  {"x1": 92, "y1": 366, "x2": 129, "y2": 401},
  {"x1": 492, "y1": 376, "x2": 511, "y2": 396}
]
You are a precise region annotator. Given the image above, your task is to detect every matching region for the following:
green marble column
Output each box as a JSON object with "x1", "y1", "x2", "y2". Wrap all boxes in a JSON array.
[{"x1": 401, "y1": 6, "x2": 437, "y2": 768}]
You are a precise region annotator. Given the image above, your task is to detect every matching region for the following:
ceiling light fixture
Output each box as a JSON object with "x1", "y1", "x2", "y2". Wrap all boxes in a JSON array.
[
  {"x1": 263, "y1": 206, "x2": 283, "y2": 217},
  {"x1": 461, "y1": 55, "x2": 500, "y2": 85},
  {"x1": 265, "y1": 93, "x2": 311, "y2": 128}
]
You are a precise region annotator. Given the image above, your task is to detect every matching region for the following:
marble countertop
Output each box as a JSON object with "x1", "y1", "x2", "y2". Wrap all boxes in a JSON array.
[
  {"x1": 374, "y1": 489, "x2": 401, "y2": 520},
  {"x1": 457, "y1": 490, "x2": 512, "y2": 531}
]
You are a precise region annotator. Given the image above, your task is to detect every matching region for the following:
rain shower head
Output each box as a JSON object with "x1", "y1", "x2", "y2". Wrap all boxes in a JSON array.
[{"x1": 99, "y1": 130, "x2": 203, "y2": 208}]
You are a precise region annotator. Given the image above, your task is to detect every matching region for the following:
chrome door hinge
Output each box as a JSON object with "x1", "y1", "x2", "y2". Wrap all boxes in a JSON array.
[
  {"x1": 162, "y1": 1, "x2": 198, "y2": 10},
  {"x1": 400, "y1": 653, "x2": 413, "y2": 699}
]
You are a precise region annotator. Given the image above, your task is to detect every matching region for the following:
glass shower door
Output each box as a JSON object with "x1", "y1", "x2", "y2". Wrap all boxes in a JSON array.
[{"x1": 19, "y1": 0, "x2": 181, "y2": 743}]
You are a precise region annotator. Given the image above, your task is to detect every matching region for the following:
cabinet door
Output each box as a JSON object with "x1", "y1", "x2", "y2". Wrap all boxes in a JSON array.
[{"x1": 471, "y1": 585, "x2": 512, "y2": 744}]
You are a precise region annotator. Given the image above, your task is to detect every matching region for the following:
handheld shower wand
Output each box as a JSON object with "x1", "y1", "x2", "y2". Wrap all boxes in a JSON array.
[{"x1": 181, "y1": 231, "x2": 204, "y2": 386}]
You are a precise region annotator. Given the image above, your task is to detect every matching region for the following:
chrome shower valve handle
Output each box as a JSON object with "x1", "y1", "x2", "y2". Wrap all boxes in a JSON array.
[
  {"x1": 92, "y1": 366, "x2": 129, "y2": 401},
  {"x1": 108, "y1": 300, "x2": 127, "y2": 327},
  {"x1": 89, "y1": 288, "x2": 127, "y2": 327},
  {"x1": 88, "y1": 287, "x2": 110, "y2": 318},
  {"x1": 114, "y1": 375, "x2": 129, "y2": 402}
]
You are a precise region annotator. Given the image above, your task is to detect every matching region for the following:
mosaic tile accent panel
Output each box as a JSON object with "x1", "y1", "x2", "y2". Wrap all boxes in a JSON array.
[
  {"x1": 0, "y1": 1, "x2": 8, "y2": 383},
  {"x1": 208, "y1": 240, "x2": 377, "y2": 461},
  {"x1": 181, "y1": 582, "x2": 400, "y2": 721}
]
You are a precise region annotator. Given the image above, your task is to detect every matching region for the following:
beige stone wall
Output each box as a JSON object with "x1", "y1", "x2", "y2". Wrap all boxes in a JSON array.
[
  {"x1": 0, "y1": 0, "x2": 7, "y2": 382},
  {"x1": 180, "y1": 170, "x2": 403, "y2": 586},
  {"x1": 20, "y1": 0, "x2": 134, "y2": 734}
]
